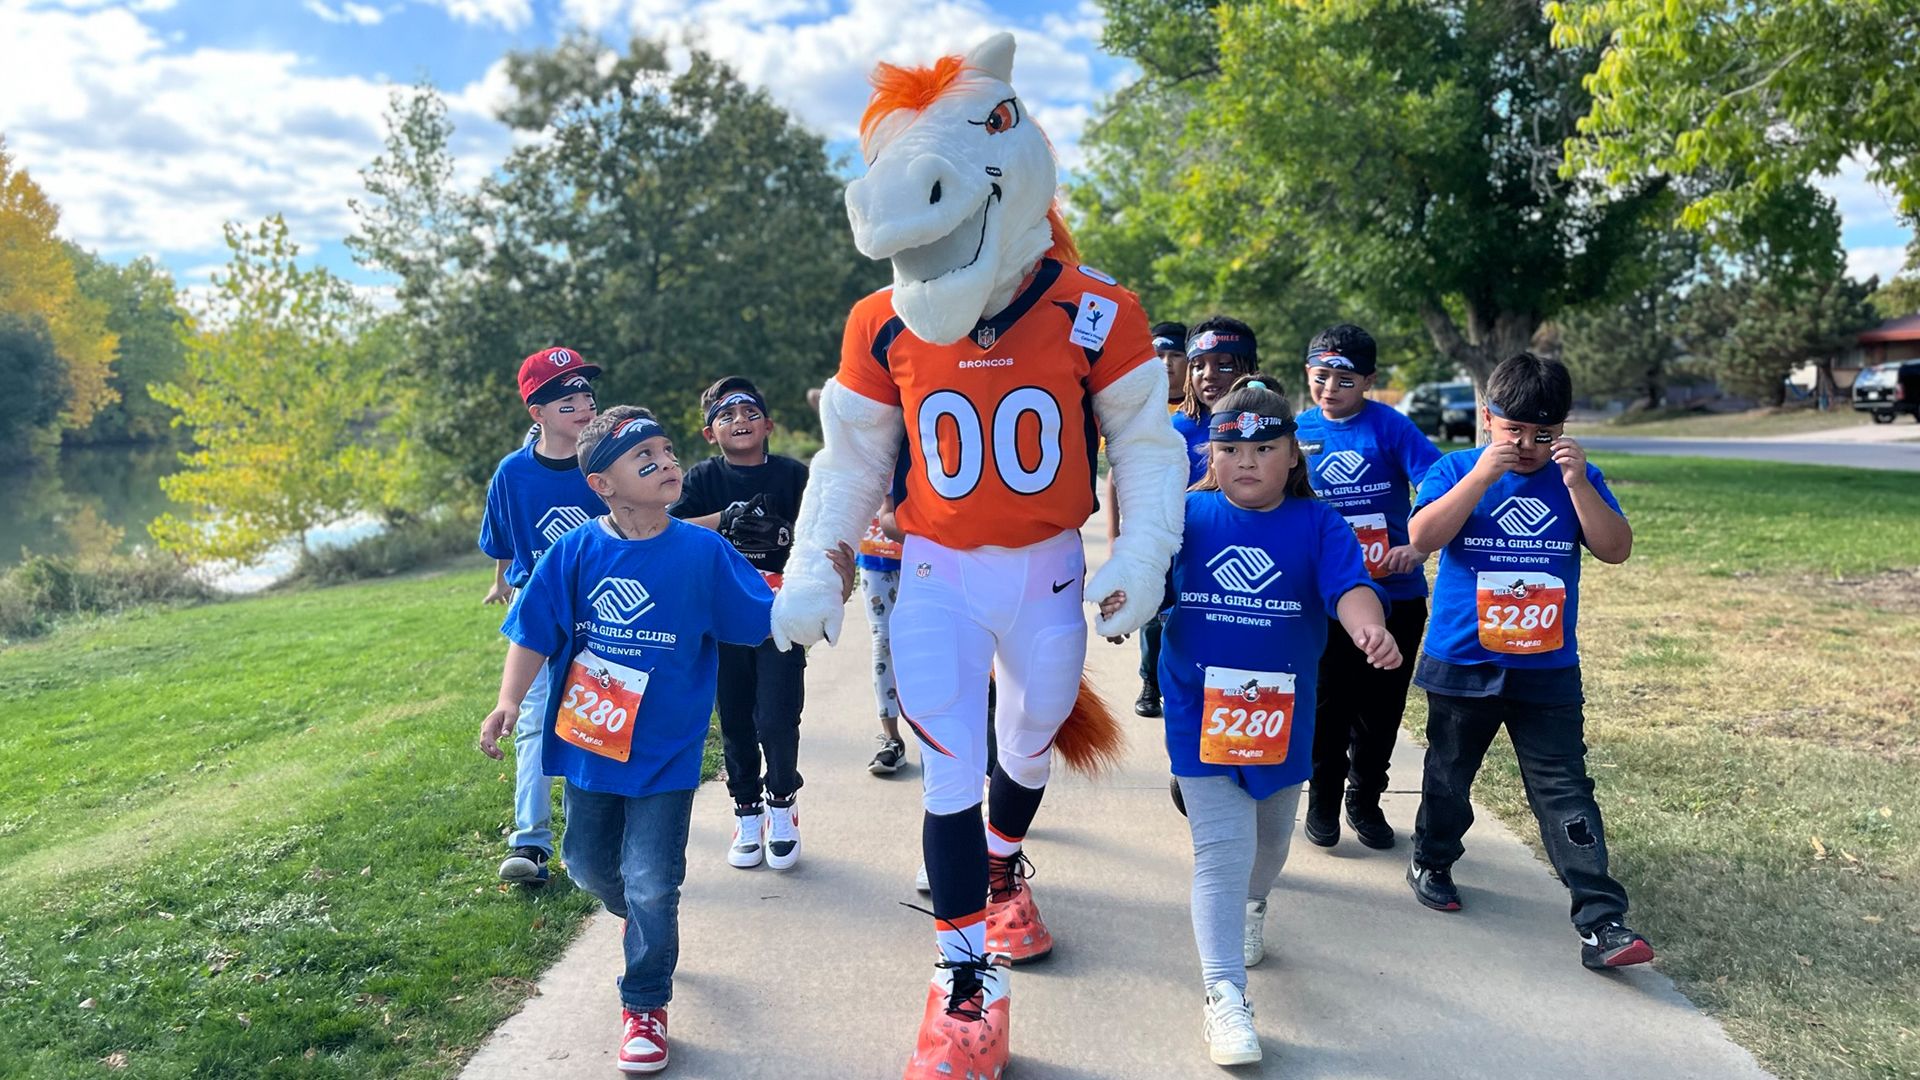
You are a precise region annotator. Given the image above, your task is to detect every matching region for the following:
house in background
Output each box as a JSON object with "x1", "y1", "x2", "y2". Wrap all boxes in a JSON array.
[{"x1": 1789, "y1": 312, "x2": 1920, "y2": 397}]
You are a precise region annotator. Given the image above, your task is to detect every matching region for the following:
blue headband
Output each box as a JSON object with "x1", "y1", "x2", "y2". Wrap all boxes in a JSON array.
[
  {"x1": 705, "y1": 390, "x2": 768, "y2": 427},
  {"x1": 1186, "y1": 330, "x2": 1257, "y2": 361},
  {"x1": 582, "y1": 415, "x2": 667, "y2": 476},
  {"x1": 1486, "y1": 398, "x2": 1566, "y2": 426}
]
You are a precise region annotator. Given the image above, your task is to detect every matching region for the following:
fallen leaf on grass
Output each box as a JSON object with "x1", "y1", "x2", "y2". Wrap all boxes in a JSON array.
[
  {"x1": 99, "y1": 1052, "x2": 128, "y2": 1070},
  {"x1": 360, "y1": 866, "x2": 372, "y2": 876},
  {"x1": 1880, "y1": 806, "x2": 1894, "y2": 818},
  {"x1": 78, "y1": 997, "x2": 96, "y2": 1010},
  {"x1": 1862, "y1": 915, "x2": 1884, "y2": 924},
  {"x1": 490, "y1": 977, "x2": 540, "y2": 995},
  {"x1": 1796, "y1": 954, "x2": 1813, "y2": 967},
  {"x1": 1810, "y1": 836, "x2": 1828, "y2": 859},
  {"x1": 237, "y1": 1013, "x2": 250, "y2": 1029}
]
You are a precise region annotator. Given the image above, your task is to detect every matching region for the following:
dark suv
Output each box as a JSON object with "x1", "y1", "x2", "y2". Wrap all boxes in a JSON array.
[
  {"x1": 1401, "y1": 381, "x2": 1476, "y2": 441},
  {"x1": 1853, "y1": 361, "x2": 1920, "y2": 423}
]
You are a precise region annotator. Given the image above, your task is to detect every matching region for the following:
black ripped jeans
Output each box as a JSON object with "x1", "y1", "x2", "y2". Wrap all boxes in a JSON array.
[{"x1": 1412, "y1": 692, "x2": 1630, "y2": 930}]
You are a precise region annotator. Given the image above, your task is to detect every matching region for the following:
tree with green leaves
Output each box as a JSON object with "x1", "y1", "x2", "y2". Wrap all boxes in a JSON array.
[
  {"x1": 352, "y1": 38, "x2": 884, "y2": 487},
  {"x1": 1557, "y1": 230, "x2": 1702, "y2": 409},
  {"x1": 1681, "y1": 257, "x2": 1879, "y2": 406},
  {"x1": 1083, "y1": 0, "x2": 1687, "y2": 399},
  {"x1": 0, "y1": 313, "x2": 66, "y2": 448},
  {"x1": 66, "y1": 249, "x2": 188, "y2": 444},
  {"x1": 1551, "y1": 0, "x2": 1920, "y2": 249},
  {"x1": 151, "y1": 217, "x2": 421, "y2": 562}
]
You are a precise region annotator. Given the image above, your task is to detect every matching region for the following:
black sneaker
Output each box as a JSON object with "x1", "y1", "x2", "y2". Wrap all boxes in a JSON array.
[
  {"x1": 1134, "y1": 679, "x2": 1162, "y2": 718},
  {"x1": 1303, "y1": 787, "x2": 1340, "y2": 847},
  {"x1": 1580, "y1": 921, "x2": 1655, "y2": 970},
  {"x1": 869, "y1": 735, "x2": 906, "y2": 775},
  {"x1": 1406, "y1": 860, "x2": 1462, "y2": 911},
  {"x1": 1344, "y1": 789, "x2": 1396, "y2": 850},
  {"x1": 498, "y1": 845, "x2": 550, "y2": 886}
]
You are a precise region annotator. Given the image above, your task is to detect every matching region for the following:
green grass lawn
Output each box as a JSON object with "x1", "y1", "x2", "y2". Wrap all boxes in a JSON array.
[
  {"x1": 1567, "y1": 406, "x2": 1873, "y2": 439},
  {"x1": 0, "y1": 560, "x2": 605, "y2": 1079},
  {"x1": 1433, "y1": 453, "x2": 1920, "y2": 1080}
]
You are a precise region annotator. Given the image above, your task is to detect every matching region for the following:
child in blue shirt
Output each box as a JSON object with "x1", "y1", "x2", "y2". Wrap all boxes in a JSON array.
[
  {"x1": 477, "y1": 405, "x2": 852, "y2": 1072},
  {"x1": 1293, "y1": 324, "x2": 1442, "y2": 851},
  {"x1": 478, "y1": 346, "x2": 605, "y2": 885},
  {"x1": 1405, "y1": 352, "x2": 1654, "y2": 972},
  {"x1": 1100, "y1": 373, "x2": 1399, "y2": 1067}
]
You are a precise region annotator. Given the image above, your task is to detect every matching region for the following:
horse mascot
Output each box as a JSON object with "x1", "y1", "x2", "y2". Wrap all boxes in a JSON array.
[{"x1": 771, "y1": 32, "x2": 1187, "y2": 1078}]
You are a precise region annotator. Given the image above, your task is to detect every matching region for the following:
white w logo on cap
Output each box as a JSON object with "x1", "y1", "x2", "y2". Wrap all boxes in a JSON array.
[{"x1": 548, "y1": 348, "x2": 576, "y2": 367}]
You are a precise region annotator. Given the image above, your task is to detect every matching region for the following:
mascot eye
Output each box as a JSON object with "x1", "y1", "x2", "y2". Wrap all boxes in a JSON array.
[{"x1": 973, "y1": 98, "x2": 1020, "y2": 135}]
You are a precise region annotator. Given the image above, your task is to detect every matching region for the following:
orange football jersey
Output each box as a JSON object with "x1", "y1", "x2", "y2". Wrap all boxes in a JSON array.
[{"x1": 836, "y1": 259, "x2": 1155, "y2": 550}]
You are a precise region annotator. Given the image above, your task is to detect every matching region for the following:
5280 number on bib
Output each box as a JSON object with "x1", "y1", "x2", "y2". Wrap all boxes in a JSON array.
[
  {"x1": 556, "y1": 648, "x2": 650, "y2": 762},
  {"x1": 1345, "y1": 513, "x2": 1390, "y2": 579},
  {"x1": 1475, "y1": 571, "x2": 1566, "y2": 655},
  {"x1": 1200, "y1": 666, "x2": 1296, "y2": 765}
]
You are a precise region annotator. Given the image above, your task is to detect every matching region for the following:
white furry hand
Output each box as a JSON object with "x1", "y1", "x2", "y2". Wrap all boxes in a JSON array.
[
  {"x1": 771, "y1": 581, "x2": 844, "y2": 651},
  {"x1": 1086, "y1": 552, "x2": 1163, "y2": 638}
]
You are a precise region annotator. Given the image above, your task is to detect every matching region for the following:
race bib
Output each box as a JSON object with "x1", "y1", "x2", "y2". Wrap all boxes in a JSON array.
[
  {"x1": 1200, "y1": 666, "x2": 1296, "y2": 765},
  {"x1": 556, "y1": 648, "x2": 649, "y2": 762},
  {"x1": 857, "y1": 517, "x2": 902, "y2": 562},
  {"x1": 1475, "y1": 572, "x2": 1567, "y2": 655},
  {"x1": 1345, "y1": 513, "x2": 1390, "y2": 579}
]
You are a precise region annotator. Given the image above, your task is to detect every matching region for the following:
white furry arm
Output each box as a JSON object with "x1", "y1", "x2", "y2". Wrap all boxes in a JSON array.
[
  {"x1": 771, "y1": 379, "x2": 903, "y2": 649},
  {"x1": 1086, "y1": 361, "x2": 1186, "y2": 637}
]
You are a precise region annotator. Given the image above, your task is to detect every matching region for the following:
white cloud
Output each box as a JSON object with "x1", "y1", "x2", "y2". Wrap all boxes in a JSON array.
[
  {"x1": 0, "y1": 0, "x2": 512, "y2": 267},
  {"x1": 1847, "y1": 245, "x2": 1910, "y2": 284},
  {"x1": 566, "y1": 0, "x2": 1105, "y2": 159},
  {"x1": 426, "y1": 0, "x2": 531, "y2": 30},
  {"x1": 305, "y1": 0, "x2": 386, "y2": 25}
]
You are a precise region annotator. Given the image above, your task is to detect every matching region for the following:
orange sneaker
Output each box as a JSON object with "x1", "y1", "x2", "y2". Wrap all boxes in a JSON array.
[
  {"x1": 984, "y1": 853, "x2": 1052, "y2": 963},
  {"x1": 903, "y1": 956, "x2": 1009, "y2": 1080}
]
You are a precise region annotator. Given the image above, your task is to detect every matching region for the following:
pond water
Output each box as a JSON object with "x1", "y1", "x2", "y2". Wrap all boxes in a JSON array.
[{"x1": 0, "y1": 444, "x2": 383, "y2": 592}]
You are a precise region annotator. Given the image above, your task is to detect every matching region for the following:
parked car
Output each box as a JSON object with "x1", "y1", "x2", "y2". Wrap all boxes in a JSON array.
[
  {"x1": 1401, "y1": 380, "x2": 1477, "y2": 440},
  {"x1": 1853, "y1": 361, "x2": 1920, "y2": 423}
]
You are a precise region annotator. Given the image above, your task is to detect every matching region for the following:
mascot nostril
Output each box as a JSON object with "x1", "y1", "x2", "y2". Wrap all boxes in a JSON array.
[{"x1": 768, "y1": 30, "x2": 1189, "y2": 1077}]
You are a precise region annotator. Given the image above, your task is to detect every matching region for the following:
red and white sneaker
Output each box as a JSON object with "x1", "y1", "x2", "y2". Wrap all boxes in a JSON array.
[
  {"x1": 903, "y1": 956, "x2": 1009, "y2": 1080},
  {"x1": 618, "y1": 1007, "x2": 668, "y2": 1073},
  {"x1": 984, "y1": 852, "x2": 1052, "y2": 964}
]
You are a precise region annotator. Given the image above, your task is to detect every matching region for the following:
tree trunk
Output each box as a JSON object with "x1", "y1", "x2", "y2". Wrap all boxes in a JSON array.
[{"x1": 1419, "y1": 299, "x2": 1540, "y2": 442}]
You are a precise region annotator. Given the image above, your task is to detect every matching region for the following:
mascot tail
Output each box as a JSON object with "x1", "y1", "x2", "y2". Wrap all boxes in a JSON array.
[{"x1": 1053, "y1": 675, "x2": 1126, "y2": 777}]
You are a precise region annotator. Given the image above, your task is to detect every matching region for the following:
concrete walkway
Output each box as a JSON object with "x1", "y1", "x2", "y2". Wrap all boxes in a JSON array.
[{"x1": 461, "y1": 527, "x2": 1773, "y2": 1080}]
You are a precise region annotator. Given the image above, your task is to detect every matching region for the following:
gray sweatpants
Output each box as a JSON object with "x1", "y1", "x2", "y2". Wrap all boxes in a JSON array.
[{"x1": 1181, "y1": 776, "x2": 1303, "y2": 992}]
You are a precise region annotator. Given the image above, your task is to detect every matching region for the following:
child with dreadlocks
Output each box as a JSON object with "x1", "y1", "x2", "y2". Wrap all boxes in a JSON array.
[{"x1": 1099, "y1": 364, "x2": 1401, "y2": 1067}]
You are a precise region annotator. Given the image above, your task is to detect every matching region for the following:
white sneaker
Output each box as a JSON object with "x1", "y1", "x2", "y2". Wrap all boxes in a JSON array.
[
  {"x1": 914, "y1": 863, "x2": 930, "y2": 893},
  {"x1": 728, "y1": 806, "x2": 765, "y2": 869},
  {"x1": 1244, "y1": 898, "x2": 1267, "y2": 967},
  {"x1": 766, "y1": 798, "x2": 801, "y2": 870},
  {"x1": 1203, "y1": 980, "x2": 1262, "y2": 1066}
]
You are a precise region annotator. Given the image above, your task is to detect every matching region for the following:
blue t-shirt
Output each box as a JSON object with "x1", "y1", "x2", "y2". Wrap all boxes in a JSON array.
[
  {"x1": 502, "y1": 518, "x2": 774, "y2": 797},
  {"x1": 1159, "y1": 491, "x2": 1382, "y2": 798},
  {"x1": 1296, "y1": 402, "x2": 1443, "y2": 601},
  {"x1": 479, "y1": 444, "x2": 604, "y2": 588},
  {"x1": 1171, "y1": 411, "x2": 1211, "y2": 486},
  {"x1": 1414, "y1": 448, "x2": 1623, "y2": 672}
]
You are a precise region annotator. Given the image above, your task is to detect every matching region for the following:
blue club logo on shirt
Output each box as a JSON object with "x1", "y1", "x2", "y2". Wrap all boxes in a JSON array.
[
  {"x1": 1319, "y1": 450, "x2": 1371, "y2": 486},
  {"x1": 588, "y1": 577, "x2": 656, "y2": 625},
  {"x1": 538, "y1": 506, "x2": 592, "y2": 544},
  {"x1": 1492, "y1": 495, "x2": 1559, "y2": 537},
  {"x1": 1207, "y1": 545, "x2": 1283, "y2": 594}
]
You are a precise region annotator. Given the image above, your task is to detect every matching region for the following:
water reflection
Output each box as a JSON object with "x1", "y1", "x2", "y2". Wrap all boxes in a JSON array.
[{"x1": 0, "y1": 444, "x2": 184, "y2": 567}]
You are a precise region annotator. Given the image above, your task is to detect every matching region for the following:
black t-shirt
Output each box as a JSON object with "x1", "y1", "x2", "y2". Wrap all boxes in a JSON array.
[{"x1": 668, "y1": 453, "x2": 808, "y2": 574}]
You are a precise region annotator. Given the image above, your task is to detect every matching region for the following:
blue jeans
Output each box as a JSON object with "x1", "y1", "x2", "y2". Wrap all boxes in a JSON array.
[
  {"x1": 562, "y1": 783, "x2": 696, "y2": 1011},
  {"x1": 510, "y1": 673, "x2": 554, "y2": 852}
]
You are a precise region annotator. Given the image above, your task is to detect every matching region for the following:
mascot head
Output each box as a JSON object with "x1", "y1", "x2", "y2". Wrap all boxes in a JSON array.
[{"x1": 847, "y1": 32, "x2": 1076, "y2": 346}]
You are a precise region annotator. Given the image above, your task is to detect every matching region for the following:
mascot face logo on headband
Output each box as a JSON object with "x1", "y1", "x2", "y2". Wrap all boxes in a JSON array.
[{"x1": 846, "y1": 34, "x2": 1067, "y2": 346}]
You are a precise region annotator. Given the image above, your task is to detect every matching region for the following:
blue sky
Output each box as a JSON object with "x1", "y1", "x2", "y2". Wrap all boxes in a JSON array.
[{"x1": 1, "y1": 0, "x2": 1911, "y2": 297}]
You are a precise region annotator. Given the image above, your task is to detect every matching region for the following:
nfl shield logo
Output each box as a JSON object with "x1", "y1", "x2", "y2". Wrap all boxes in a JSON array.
[
  {"x1": 1237, "y1": 412, "x2": 1261, "y2": 439},
  {"x1": 975, "y1": 325, "x2": 997, "y2": 349}
]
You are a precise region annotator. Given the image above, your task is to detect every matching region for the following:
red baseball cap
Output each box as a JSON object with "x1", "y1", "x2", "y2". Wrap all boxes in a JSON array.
[{"x1": 517, "y1": 346, "x2": 604, "y2": 404}]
